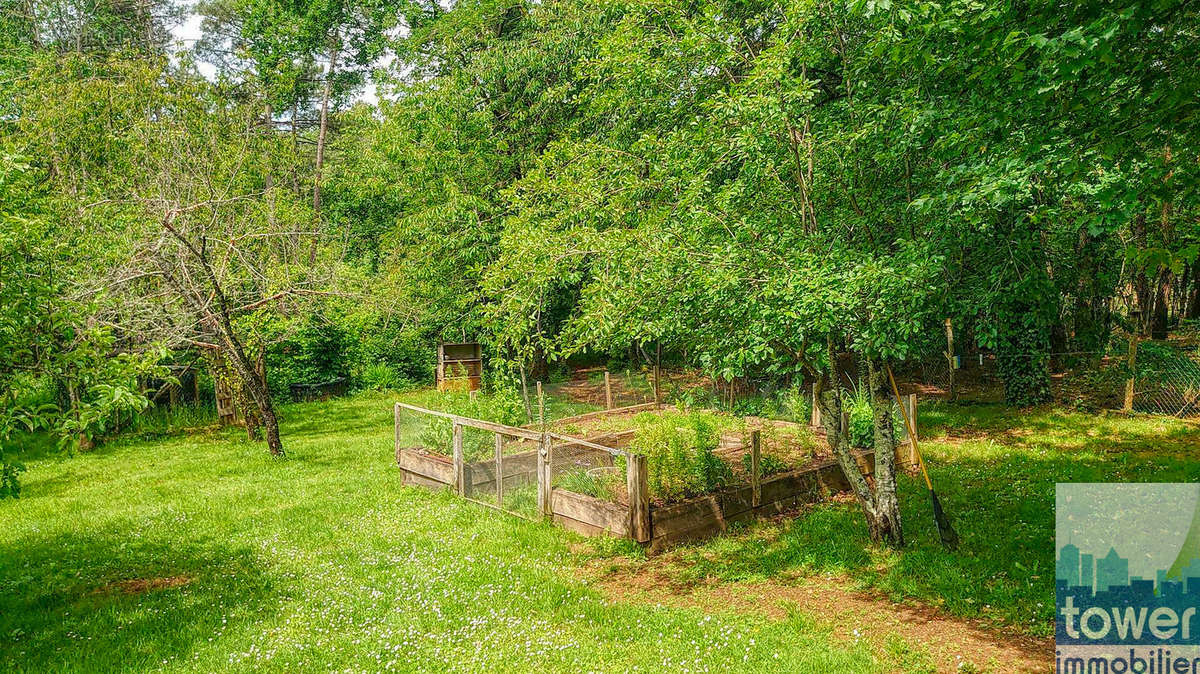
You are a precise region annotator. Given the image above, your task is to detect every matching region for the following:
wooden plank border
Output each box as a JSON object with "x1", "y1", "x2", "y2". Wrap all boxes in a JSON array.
[
  {"x1": 396, "y1": 448, "x2": 454, "y2": 486},
  {"x1": 646, "y1": 451, "x2": 874, "y2": 552},
  {"x1": 551, "y1": 488, "x2": 630, "y2": 536}
]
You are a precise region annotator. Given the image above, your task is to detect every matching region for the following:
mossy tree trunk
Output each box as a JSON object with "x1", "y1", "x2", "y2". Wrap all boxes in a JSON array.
[{"x1": 815, "y1": 340, "x2": 903, "y2": 548}]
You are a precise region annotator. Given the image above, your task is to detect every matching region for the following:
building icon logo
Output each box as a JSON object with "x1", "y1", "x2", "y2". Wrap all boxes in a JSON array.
[{"x1": 1057, "y1": 483, "x2": 1200, "y2": 672}]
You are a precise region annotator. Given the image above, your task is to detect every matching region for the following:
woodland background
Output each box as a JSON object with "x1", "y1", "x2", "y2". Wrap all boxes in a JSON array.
[{"x1": 2, "y1": 0, "x2": 1198, "y2": 478}]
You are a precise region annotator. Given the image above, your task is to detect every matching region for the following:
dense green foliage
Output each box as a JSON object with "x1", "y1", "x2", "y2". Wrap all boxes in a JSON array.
[
  {"x1": 4, "y1": 0, "x2": 1198, "y2": 442},
  {"x1": 629, "y1": 410, "x2": 732, "y2": 503},
  {"x1": 0, "y1": 0, "x2": 1197, "y2": 548},
  {"x1": 415, "y1": 388, "x2": 525, "y2": 460}
]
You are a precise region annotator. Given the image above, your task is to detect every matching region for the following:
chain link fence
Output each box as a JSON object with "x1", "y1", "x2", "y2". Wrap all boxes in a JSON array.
[
  {"x1": 1126, "y1": 338, "x2": 1200, "y2": 417},
  {"x1": 900, "y1": 327, "x2": 1200, "y2": 419}
]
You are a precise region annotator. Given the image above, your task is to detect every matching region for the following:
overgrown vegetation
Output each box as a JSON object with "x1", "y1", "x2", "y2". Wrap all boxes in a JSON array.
[
  {"x1": 556, "y1": 467, "x2": 624, "y2": 502},
  {"x1": 413, "y1": 388, "x2": 526, "y2": 461},
  {"x1": 629, "y1": 410, "x2": 732, "y2": 504}
]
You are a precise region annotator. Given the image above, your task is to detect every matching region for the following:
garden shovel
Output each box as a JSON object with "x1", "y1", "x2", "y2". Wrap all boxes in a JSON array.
[{"x1": 886, "y1": 366, "x2": 959, "y2": 550}]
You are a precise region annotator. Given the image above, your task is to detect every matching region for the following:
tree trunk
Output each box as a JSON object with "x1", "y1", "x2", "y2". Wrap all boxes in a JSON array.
[
  {"x1": 160, "y1": 216, "x2": 284, "y2": 456},
  {"x1": 815, "y1": 339, "x2": 902, "y2": 547},
  {"x1": 313, "y1": 35, "x2": 339, "y2": 216},
  {"x1": 1186, "y1": 260, "x2": 1200, "y2": 320},
  {"x1": 867, "y1": 359, "x2": 903, "y2": 547},
  {"x1": 1131, "y1": 213, "x2": 1154, "y2": 335},
  {"x1": 220, "y1": 334, "x2": 281, "y2": 455},
  {"x1": 1151, "y1": 269, "x2": 1170, "y2": 340}
]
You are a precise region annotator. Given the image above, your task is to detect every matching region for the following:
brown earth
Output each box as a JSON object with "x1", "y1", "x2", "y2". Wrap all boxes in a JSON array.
[
  {"x1": 93, "y1": 575, "x2": 193, "y2": 595},
  {"x1": 581, "y1": 552, "x2": 1052, "y2": 674}
]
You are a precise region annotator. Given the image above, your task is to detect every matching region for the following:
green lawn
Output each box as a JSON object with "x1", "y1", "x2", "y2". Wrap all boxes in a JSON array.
[
  {"x1": 2, "y1": 390, "x2": 1197, "y2": 672},
  {"x1": 664, "y1": 404, "x2": 1200, "y2": 637}
]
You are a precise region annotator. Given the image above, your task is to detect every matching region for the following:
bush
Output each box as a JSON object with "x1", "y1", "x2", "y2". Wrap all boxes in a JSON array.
[
  {"x1": 263, "y1": 310, "x2": 436, "y2": 399},
  {"x1": 356, "y1": 362, "x2": 415, "y2": 392},
  {"x1": 740, "y1": 451, "x2": 789, "y2": 478},
  {"x1": 779, "y1": 383, "x2": 811, "y2": 425},
  {"x1": 629, "y1": 410, "x2": 731, "y2": 503},
  {"x1": 842, "y1": 382, "x2": 907, "y2": 450}
]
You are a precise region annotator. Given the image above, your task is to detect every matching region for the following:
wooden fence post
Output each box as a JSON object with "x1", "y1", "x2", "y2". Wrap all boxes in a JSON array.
[
  {"x1": 750, "y1": 430, "x2": 761, "y2": 508},
  {"x1": 452, "y1": 422, "x2": 464, "y2": 496},
  {"x1": 494, "y1": 432, "x2": 504, "y2": 506},
  {"x1": 604, "y1": 370, "x2": 613, "y2": 409},
  {"x1": 811, "y1": 387, "x2": 821, "y2": 427},
  {"x1": 1124, "y1": 335, "x2": 1138, "y2": 412},
  {"x1": 394, "y1": 402, "x2": 401, "y2": 464},
  {"x1": 945, "y1": 318, "x2": 956, "y2": 398},
  {"x1": 537, "y1": 433, "x2": 552, "y2": 519},
  {"x1": 627, "y1": 453, "x2": 650, "y2": 543}
]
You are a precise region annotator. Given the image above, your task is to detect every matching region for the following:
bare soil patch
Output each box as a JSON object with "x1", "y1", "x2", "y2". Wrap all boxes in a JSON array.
[
  {"x1": 93, "y1": 575, "x2": 193, "y2": 595},
  {"x1": 582, "y1": 554, "x2": 1051, "y2": 673}
]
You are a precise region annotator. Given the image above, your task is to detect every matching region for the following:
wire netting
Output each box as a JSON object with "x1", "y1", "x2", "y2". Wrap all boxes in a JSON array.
[
  {"x1": 550, "y1": 438, "x2": 628, "y2": 505},
  {"x1": 898, "y1": 327, "x2": 1200, "y2": 418},
  {"x1": 1129, "y1": 340, "x2": 1200, "y2": 417},
  {"x1": 462, "y1": 429, "x2": 543, "y2": 520}
]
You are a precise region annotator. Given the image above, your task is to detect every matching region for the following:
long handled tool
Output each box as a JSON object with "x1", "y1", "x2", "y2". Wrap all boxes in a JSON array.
[{"x1": 887, "y1": 365, "x2": 959, "y2": 550}]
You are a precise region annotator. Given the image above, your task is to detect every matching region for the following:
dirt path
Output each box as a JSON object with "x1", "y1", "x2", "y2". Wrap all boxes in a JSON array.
[
  {"x1": 551, "y1": 367, "x2": 649, "y2": 407},
  {"x1": 582, "y1": 554, "x2": 1052, "y2": 674}
]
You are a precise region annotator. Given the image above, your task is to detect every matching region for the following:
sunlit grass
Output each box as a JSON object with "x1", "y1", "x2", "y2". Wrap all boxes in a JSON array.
[
  {"x1": 0, "y1": 390, "x2": 891, "y2": 673},
  {"x1": 6, "y1": 389, "x2": 1194, "y2": 670},
  {"x1": 662, "y1": 402, "x2": 1200, "y2": 637}
]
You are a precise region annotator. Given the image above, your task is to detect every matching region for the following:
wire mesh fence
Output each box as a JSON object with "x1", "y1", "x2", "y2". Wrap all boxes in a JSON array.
[
  {"x1": 898, "y1": 329, "x2": 1200, "y2": 419},
  {"x1": 549, "y1": 436, "x2": 629, "y2": 507},
  {"x1": 1127, "y1": 339, "x2": 1200, "y2": 417}
]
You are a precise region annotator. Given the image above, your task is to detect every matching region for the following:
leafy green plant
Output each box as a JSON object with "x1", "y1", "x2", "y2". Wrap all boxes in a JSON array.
[
  {"x1": 842, "y1": 381, "x2": 908, "y2": 450},
  {"x1": 0, "y1": 403, "x2": 54, "y2": 498},
  {"x1": 557, "y1": 468, "x2": 624, "y2": 501},
  {"x1": 843, "y1": 383, "x2": 875, "y2": 450},
  {"x1": 741, "y1": 451, "x2": 789, "y2": 478},
  {"x1": 356, "y1": 362, "x2": 414, "y2": 392},
  {"x1": 779, "y1": 383, "x2": 812, "y2": 425},
  {"x1": 629, "y1": 411, "x2": 731, "y2": 503}
]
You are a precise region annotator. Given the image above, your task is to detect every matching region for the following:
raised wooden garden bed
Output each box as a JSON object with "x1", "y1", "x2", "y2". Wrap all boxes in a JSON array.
[{"x1": 394, "y1": 399, "x2": 914, "y2": 552}]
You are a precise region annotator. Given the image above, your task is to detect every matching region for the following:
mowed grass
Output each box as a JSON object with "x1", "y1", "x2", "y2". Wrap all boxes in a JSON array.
[
  {"x1": 3, "y1": 390, "x2": 1198, "y2": 672},
  {"x1": 0, "y1": 391, "x2": 886, "y2": 673},
  {"x1": 663, "y1": 402, "x2": 1200, "y2": 637}
]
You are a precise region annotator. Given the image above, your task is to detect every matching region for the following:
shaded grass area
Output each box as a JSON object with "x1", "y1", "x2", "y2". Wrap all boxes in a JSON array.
[
  {"x1": 659, "y1": 402, "x2": 1200, "y2": 638},
  {"x1": 1, "y1": 391, "x2": 894, "y2": 673}
]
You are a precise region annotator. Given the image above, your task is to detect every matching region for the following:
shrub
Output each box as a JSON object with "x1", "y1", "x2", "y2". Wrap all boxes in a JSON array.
[
  {"x1": 629, "y1": 411, "x2": 731, "y2": 503},
  {"x1": 843, "y1": 381, "x2": 906, "y2": 450},
  {"x1": 779, "y1": 383, "x2": 811, "y2": 425},
  {"x1": 740, "y1": 451, "x2": 789, "y2": 478},
  {"x1": 356, "y1": 362, "x2": 415, "y2": 392}
]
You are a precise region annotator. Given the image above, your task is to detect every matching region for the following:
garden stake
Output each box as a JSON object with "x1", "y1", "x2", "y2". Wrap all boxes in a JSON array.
[{"x1": 887, "y1": 365, "x2": 959, "y2": 550}]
